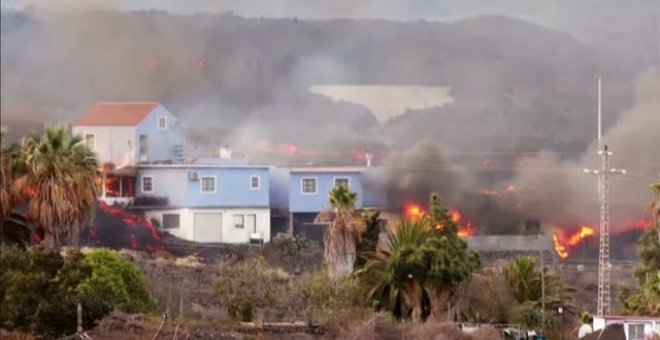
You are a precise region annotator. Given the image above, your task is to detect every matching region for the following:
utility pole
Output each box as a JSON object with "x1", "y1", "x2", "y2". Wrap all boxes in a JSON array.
[
  {"x1": 583, "y1": 79, "x2": 626, "y2": 317},
  {"x1": 584, "y1": 146, "x2": 626, "y2": 316},
  {"x1": 597, "y1": 144, "x2": 611, "y2": 316},
  {"x1": 540, "y1": 249, "x2": 545, "y2": 337}
]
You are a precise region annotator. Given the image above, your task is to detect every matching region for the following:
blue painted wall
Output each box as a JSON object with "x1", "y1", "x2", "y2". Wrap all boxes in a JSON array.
[
  {"x1": 289, "y1": 171, "x2": 363, "y2": 213},
  {"x1": 136, "y1": 166, "x2": 270, "y2": 208},
  {"x1": 135, "y1": 105, "x2": 184, "y2": 163},
  {"x1": 269, "y1": 167, "x2": 291, "y2": 211}
]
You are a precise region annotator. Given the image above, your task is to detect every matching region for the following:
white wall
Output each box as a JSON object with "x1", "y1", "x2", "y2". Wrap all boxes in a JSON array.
[
  {"x1": 144, "y1": 208, "x2": 192, "y2": 240},
  {"x1": 217, "y1": 208, "x2": 270, "y2": 244},
  {"x1": 72, "y1": 126, "x2": 136, "y2": 167},
  {"x1": 145, "y1": 207, "x2": 270, "y2": 244}
]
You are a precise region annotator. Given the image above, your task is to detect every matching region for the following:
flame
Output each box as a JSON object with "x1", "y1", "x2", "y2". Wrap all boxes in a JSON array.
[
  {"x1": 553, "y1": 234, "x2": 569, "y2": 259},
  {"x1": 404, "y1": 204, "x2": 475, "y2": 237},
  {"x1": 552, "y1": 225, "x2": 596, "y2": 259},
  {"x1": 407, "y1": 205, "x2": 422, "y2": 219},
  {"x1": 566, "y1": 225, "x2": 595, "y2": 246}
]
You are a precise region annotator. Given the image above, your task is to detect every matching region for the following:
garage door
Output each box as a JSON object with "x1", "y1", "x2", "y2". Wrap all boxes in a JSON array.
[{"x1": 193, "y1": 212, "x2": 222, "y2": 243}]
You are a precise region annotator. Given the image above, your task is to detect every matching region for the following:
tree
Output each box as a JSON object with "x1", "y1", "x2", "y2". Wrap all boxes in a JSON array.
[
  {"x1": 18, "y1": 127, "x2": 98, "y2": 247},
  {"x1": 619, "y1": 272, "x2": 660, "y2": 316},
  {"x1": 497, "y1": 256, "x2": 577, "y2": 330},
  {"x1": 353, "y1": 211, "x2": 382, "y2": 271},
  {"x1": 315, "y1": 185, "x2": 365, "y2": 277},
  {"x1": 0, "y1": 129, "x2": 31, "y2": 248},
  {"x1": 619, "y1": 183, "x2": 660, "y2": 316},
  {"x1": 359, "y1": 218, "x2": 434, "y2": 322},
  {"x1": 359, "y1": 192, "x2": 480, "y2": 322},
  {"x1": 423, "y1": 193, "x2": 480, "y2": 320},
  {"x1": 428, "y1": 193, "x2": 458, "y2": 236}
]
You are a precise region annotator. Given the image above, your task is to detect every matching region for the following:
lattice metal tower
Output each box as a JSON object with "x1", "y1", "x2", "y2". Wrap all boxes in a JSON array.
[{"x1": 596, "y1": 145, "x2": 612, "y2": 316}]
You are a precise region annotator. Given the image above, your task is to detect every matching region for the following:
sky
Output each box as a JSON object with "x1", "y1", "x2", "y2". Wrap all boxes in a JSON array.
[{"x1": 1, "y1": 0, "x2": 657, "y2": 22}]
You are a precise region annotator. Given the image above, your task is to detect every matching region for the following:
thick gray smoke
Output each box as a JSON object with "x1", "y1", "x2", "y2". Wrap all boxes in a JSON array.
[
  {"x1": 510, "y1": 69, "x2": 660, "y2": 230},
  {"x1": 375, "y1": 69, "x2": 659, "y2": 233},
  {"x1": 0, "y1": 5, "x2": 657, "y2": 234}
]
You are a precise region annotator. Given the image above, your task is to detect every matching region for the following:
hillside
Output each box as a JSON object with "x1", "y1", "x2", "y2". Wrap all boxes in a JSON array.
[{"x1": 0, "y1": 11, "x2": 638, "y2": 158}]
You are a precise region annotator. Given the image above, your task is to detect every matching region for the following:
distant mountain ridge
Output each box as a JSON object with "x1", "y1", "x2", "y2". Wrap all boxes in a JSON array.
[{"x1": 0, "y1": 11, "x2": 638, "y2": 154}]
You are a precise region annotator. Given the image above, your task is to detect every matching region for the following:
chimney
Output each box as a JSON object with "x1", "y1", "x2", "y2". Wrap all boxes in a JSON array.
[
  {"x1": 219, "y1": 144, "x2": 232, "y2": 159},
  {"x1": 365, "y1": 152, "x2": 373, "y2": 167}
]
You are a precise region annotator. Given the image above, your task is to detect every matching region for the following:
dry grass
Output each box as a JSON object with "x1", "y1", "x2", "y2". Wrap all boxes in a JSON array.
[{"x1": 0, "y1": 330, "x2": 37, "y2": 340}]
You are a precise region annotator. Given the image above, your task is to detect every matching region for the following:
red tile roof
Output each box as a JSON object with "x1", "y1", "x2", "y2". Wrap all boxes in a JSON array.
[{"x1": 74, "y1": 102, "x2": 160, "y2": 126}]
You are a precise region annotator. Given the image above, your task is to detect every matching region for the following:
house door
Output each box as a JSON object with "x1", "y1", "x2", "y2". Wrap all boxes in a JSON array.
[
  {"x1": 193, "y1": 212, "x2": 222, "y2": 243},
  {"x1": 139, "y1": 134, "x2": 149, "y2": 162}
]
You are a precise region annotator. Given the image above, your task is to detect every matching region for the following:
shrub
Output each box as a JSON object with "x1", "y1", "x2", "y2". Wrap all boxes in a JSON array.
[
  {"x1": 0, "y1": 247, "x2": 155, "y2": 337},
  {"x1": 270, "y1": 234, "x2": 319, "y2": 256},
  {"x1": 78, "y1": 249, "x2": 155, "y2": 315},
  {"x1": 216, "y1": 257, "x2": 366, "y2": 323},
  {"x1": 0, "y1": 247, "x2": 92, "y2": 336}
]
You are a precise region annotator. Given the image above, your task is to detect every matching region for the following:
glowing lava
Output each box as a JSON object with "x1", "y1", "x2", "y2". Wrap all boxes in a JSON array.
[
  {"x1": 552, "y1": 225, "x2": 596, "y2": 259},
  {"x1": 81, "y1": 202, "x2": 164, "y2": 252}
]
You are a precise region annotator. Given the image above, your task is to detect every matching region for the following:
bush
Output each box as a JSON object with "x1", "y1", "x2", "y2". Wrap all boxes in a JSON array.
[
  {"x1": 78, "y1": 249, "x2": 155, "y2": 315},
  {"x1": 0, "y1": 247, "x2": 155, "y2": 337},
  {"x1": 0, "y1": 247, "x2": 92, "y2": 336},
  {"x1": 216, "y1": 257, "x2": 366, "y2": 323},
  {"x1": 270, "y1": 234, "x2": 319, "y2": 256}
]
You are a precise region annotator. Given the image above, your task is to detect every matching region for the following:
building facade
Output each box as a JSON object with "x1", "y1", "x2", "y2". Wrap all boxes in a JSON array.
[
  {"x1": 270, "y1": 166, "x2": 387, "y2": 245},
  {"x1": 72, "y1": 102, "x2": 184, "y2": 206},
  {"x1": 137, "y1": 165, "x2": 271, "y2": 244},
  {"x1": 592, "y1": 316, "x2": 660, "y2": 340},
  {"x1": 73, "y1": 102, "x2": 271, "y2": 244}
]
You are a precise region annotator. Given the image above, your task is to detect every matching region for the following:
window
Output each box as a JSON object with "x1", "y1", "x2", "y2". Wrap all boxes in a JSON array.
[
  {"x1": 334, "y1": 177, "x2": 350, "y2": 189},
  {"x1": 301, "y1": 177, "x2": 317, "y2": 194},
  {"x1": 162, "y1": 214, "x2": 180, "y2": 229},
  {"x1": 85, "y1": 134, "x2": 95, "y2": 151},
  {"x1": 246, "y1": 214, "x2": 257, "y2": 232},
  {"x1": 139, "y1": 135, "x2": 148, "y2": 162},
  {"x1": 233, "y1": 214, "x2": 244, "y2": 229},
  {"x1": 201, "y1": 176, "x2": 216, "y2": 193},
  {"x1": 250, "y1": 176, "x2": 260, "y2": 190},
  {"x1": 628, "y1": 323, "x2": 646, "y2": 340},
  {"x1": 158, "y1": 116, "x2": 167, "y2": 129},
  {"x1": 141, "y1": 176, "x2": 154, "y2": 193}
]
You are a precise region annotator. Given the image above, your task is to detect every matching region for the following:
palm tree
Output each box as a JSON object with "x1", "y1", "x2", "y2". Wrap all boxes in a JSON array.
[
  {"x1": 650, "y1": 183, "x2": 660, "y2": 241},
  {"x1": 359, "y1": 218, "x2": 434, "y2": 322},
  {"x1": 499, "y1": 255, "x2": 577, "y2": 329},
  {"x1": 503, "y1": 256, "x2": 541, "y2": 303},
  {"x1": 315, "y1": 185, "x2": 365, "y2": 277},
  {"x1": 1, "y1": 129, "x2": 18, "y2": 222},
  {"x1": 0, "y1": 129, "x2": 31, "y2": 248},
  {"x1": 18, "y1": 127, "x2": 98, "y2": 247}
]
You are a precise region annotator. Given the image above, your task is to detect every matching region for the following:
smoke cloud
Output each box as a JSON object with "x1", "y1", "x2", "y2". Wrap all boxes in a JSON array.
[
  {"x1": 511, "y1": 68, "x2": 660, "y2": 230},
  {"x1": 0, "y1": 5, "x2": 657, "y2": 234}
]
